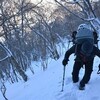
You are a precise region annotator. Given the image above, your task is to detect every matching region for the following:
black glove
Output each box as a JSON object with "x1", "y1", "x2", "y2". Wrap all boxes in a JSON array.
[{"x1": 62, "y1": 59, "x2": 68, "y2": 66}]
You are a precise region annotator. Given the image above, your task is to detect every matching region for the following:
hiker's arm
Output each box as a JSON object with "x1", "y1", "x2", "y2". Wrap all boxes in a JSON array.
[
  {"x1": 94, "y1": 46, "x2": 100, "y2": 57},
  {"x1": 64, "y1": 45, "x2": 75, "y2": 60}
]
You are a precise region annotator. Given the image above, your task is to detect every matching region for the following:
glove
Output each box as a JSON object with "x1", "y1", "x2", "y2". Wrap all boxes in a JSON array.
[{"x1": 62, "y1": 59, "x2": 68, "y2": 66}]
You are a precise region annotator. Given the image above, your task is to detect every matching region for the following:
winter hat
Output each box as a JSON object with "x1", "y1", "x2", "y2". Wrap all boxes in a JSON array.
[{"x1": 81, "y1": 41, "x2": 93, "y2": 56}]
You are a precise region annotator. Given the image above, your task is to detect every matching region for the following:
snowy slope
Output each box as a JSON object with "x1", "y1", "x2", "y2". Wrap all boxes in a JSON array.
[{"x1": 0, "y1": 44, "x2": 100, "y2": 100}]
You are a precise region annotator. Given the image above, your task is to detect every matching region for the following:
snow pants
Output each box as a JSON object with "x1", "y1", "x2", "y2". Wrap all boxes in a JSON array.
[{"x1": 72, "y1": 60, "x2": 93, "y2": 87}]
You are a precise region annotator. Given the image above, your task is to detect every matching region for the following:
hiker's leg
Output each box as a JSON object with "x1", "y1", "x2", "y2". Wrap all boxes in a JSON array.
[
  {"x1": 72, "y1": 61, "x2": 83, "y2": 83},
  {"x1": 80, "y1": 61, "x2": 93, "y2": 87}
]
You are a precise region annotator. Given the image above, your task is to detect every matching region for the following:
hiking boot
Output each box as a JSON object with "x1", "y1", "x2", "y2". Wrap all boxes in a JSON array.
[
  {"x1": 73, "y1": 80, "x2": 78, "y2": 83},
  {"x1": 72, "y1": 77, "x2": 79, "y2": 83},
  {"x1": 85, "y1": 81, "x2": 88, "y2": 84},
  {"x1": 79, "y1": 85, "x2": 85, "y2": 90}
]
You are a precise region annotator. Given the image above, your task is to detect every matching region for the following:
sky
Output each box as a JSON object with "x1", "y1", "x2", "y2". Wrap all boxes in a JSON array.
[{"x1": 1, "y1": 40, "x2": 100, "y2": 100}]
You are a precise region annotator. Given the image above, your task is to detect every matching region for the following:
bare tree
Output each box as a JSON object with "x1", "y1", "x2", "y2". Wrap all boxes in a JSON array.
[{"x1": 55, "y1": 0, "x2": 100, "y2": 33}]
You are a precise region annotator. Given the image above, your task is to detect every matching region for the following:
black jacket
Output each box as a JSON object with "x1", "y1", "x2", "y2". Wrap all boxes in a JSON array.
[{"x1": 64, "y1": 45, "x2": 100, "y2": 62}]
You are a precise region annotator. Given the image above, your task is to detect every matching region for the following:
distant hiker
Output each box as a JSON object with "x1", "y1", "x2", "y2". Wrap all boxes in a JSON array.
[
  {"x1": 71, "y1": 31, "x2": 77, "y2": 44},
  {"x1": 62, "y1": 23, "x2": 100, "y2": 90}
]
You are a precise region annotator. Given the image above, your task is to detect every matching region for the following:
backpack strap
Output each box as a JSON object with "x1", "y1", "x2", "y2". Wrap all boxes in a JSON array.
[{"x1": 75, "y1": 44, "x2": 78, "y2": 55}]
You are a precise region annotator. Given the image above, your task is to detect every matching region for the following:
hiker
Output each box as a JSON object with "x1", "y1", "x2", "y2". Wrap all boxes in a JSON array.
[
  {"x1": 71, "y1": 31, "x2": 77, "y2": 44},
  {"x1": 62, "y1": 24, "x2": 100, "y2": 90}
]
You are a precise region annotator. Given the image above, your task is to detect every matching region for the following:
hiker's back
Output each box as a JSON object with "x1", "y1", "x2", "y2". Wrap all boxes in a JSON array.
[
  {"x1": 75, "y1": 24, "x2": 94, "y2": 44},
  {"x1": 75, "y1": 24, "x2": 94, "y2": 62}
]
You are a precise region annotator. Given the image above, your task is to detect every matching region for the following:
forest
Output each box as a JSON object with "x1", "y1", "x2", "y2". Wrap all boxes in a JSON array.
[{"x1": 0, "y1": 0, "x2": 100, "y2": 99}]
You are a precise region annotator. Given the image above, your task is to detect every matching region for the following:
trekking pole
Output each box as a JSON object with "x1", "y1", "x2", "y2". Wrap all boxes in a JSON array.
[{"x1": 61, "y1": 65, "x2": 66, "y2": 92}]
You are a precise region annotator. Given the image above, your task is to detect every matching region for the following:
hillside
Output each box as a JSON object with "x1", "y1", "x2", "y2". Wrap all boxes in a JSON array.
[{"x1": 0, "y1": 46, "x2": 100, "y2": 100}]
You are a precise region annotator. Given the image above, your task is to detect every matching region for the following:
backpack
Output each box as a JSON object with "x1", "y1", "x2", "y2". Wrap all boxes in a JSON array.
[
  {"x1": 75, "y1": 24, "x2": 94, "y2": 62},
  {"x1": 71, "y1": 25, "x2": 99, "y2": 45},
  {"x1": 71, "y1": 30, "x2": 99, "y2": 46},
  {"x1": 75, "y1": 24, "x2": 94, "y2": 44}
]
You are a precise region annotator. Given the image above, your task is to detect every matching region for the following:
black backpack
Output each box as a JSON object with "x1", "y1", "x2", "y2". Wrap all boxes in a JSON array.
[{"x1": 75, "y1": 41, "x2": 94, "y2": 62}]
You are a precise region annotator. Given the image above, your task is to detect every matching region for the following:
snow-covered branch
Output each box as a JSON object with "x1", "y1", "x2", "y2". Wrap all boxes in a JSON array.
[
  {"x1": 55, "y1": 0, "x2": 85, "y2": 21},
  {"x1": 55, "y1": 0, "x2": 100, "y2": 34}
]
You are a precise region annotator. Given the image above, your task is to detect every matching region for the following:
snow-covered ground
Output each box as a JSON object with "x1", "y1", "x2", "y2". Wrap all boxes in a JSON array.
[{"x1": 0, "y1": 42, "x2": 100, "y2": 100}]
